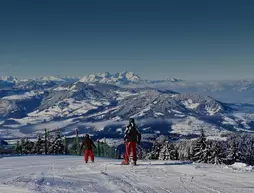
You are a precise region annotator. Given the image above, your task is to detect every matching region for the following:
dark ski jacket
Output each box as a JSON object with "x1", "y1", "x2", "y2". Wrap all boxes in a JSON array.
[
  {"x1": 80, "y1": 137, "x2": 96, "y2": 151},
  {"x1": 124, "y1": 124, "x2": 141, "y2": 143}
]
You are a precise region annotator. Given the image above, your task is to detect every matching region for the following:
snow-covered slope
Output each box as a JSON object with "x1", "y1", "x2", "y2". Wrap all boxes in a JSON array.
[
  {"x1": 0, "y1": 91, "x2": 44, "y2": 119},
  {"x1": 112, "y1": 90, "x2": 227, "y2": 119},
  {"x1": 0, "y1": 156, "x2": 254, "y2": 193},
  {"x1": 13, "y1": 80, "x2": 57, "y2": 90}
]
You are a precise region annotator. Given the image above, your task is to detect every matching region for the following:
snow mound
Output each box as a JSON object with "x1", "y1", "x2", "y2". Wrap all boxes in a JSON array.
[{"x1": 226, "y1": 162, "x2": 254, "y2": 172}]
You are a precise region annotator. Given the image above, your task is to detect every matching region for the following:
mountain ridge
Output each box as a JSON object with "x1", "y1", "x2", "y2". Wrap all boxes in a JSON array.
[{"x1": 1, "y1": 81, "x2": 253, "y2": 139}]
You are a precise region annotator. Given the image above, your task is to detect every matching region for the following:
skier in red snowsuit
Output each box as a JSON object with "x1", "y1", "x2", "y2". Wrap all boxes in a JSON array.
[
  {"x1": 80, "y1": 134, "x2": 96, "y2": 163},
  {"x1": 122, "y1": 118, "x2": 141, "y2": 165}
]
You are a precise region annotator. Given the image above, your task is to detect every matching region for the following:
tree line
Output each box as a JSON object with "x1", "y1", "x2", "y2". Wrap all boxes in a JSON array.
[
  {"x1": 146, "y1": 129, "x2": 254, "y2": 166},
  {"x1": 13, "y1": 129, "x2": 121, "y2": 159}
]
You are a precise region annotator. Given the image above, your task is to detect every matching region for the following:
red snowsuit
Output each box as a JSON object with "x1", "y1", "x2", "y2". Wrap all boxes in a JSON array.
[
  {"x1": 80, "y1": 136, "x2": 96, "y2": 162},
  {"x1": 122, "y1": 122, "x2": 141, "y2": 165},
  {"x1": 124, "y1": 142, "x2": 137, "y2": 163}
]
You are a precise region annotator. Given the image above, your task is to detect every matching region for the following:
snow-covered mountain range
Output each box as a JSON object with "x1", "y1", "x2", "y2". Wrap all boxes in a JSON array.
[
  {"x1": 1, "y1": 73, "x2": 254, "y2": 139},
  {"x1": 2, "y1": 72, "x2": 254, "y2": 104},
  {"x1": 79, "y1": 71, "x2": 141, "y2": 84},
  {"x1": 0, "y1": 72, "x2": 182, "y2": 87}
]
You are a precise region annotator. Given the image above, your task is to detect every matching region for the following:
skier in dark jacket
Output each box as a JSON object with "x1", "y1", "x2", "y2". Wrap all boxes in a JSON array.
[
  {"x1": 122, "y1": 118, "x2": 141, "y2": 165},
  {"x1": 80, "y1": 134, "x2": 96, "y2": 163}
]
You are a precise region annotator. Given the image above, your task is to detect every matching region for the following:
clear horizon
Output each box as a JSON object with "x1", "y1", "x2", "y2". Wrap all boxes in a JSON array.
[{"x1": 1, "y1": 0, "x2": 254, "y2": 80}]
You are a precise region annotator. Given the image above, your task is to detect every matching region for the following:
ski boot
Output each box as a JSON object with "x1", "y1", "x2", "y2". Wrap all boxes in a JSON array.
[{"x1": 121, "y1": 161, "x2": 129, "y2": 165}]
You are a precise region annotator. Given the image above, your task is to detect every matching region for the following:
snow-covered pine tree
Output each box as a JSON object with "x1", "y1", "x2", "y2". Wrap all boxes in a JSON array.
[
  {"x1": 169, "y1": 143, "x2": 179, "y2": 160},
  {"x1": 54, "y1": 132, "x2": 65, "y2": 154},
  {"x1": 237, "y1": 133, "x2": 254, "y2": 165},
  {"x1": 146, "y1": 135, "x2": 168, "y2": 160},
  {"x1": 48, "y1": 132, "x2": 65, "y2": 154},
  {"x1": 244, "y1": 138, "x2": 254, "y2": 165},
  {"x1": 191, "y1": 129, "x2": 208, "y2": 162},
  {"x1": 14, "y1": 141, "x2": 22, "y2": 154},
  {"x1": 64, "y1": 136, "x2": 68, "y2": 154},
  {"x1": 33, "y1": 135, "x2": 44, "y2": 154},
  {"x1": 47, "y1": 131, "x2": 54, "y2": 154},
  {"x1": 192, "y1": 141, "x2": 212, "y2": 163},
  {"x1": 22, "y1": 138, "x2": 34, "y2": 154},
  {"x1": 158, "y1": 142, "x2": 178, "y2": 160},
  {"x1": 224, "y1": 133, "x2": 254, "y2": 165},
  {"x1": 136, "y1": 144, "x2": 147, "y2": 159},
  {"x1": 175, "y1": 140, "x2": 196, "y2": 160},
  {"x1": 208, "y1": 141, "x2": 226, "y2": 164},
  {"x1": 159, "y1": 142, "x2": 171, "y2": 160},
  {"x1": 227, "y1": 140, "x2": 243, "y2": 164}
]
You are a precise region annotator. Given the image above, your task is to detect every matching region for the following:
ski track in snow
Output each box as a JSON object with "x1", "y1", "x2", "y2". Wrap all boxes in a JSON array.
[{"x1": 0, "y1": 156, "x2": 254, "y2": 193}]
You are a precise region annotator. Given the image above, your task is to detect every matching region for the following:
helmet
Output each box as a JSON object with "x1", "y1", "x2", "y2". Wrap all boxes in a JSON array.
[
  {"x1": 129, "y1": 118, "x2": 135, "y2": 124},
  {"x1": 85, "y1": 134, "x2": 89, "y2": 138}
]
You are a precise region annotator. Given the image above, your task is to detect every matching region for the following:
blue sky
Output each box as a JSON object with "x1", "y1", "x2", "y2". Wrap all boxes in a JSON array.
[{"x1": 0, "y1": 0, "x2": 254, "y2": 80}]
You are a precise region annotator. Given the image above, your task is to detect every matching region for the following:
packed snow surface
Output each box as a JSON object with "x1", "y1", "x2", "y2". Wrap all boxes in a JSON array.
[{"x1": 1, "y1": 156, "x2": 254, "y2": 193}]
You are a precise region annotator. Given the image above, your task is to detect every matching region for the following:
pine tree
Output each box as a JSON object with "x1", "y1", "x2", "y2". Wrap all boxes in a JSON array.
[
  {"x1": 48, "y1": 132, "x2": 65, "y2": 154},
  {"x1": 169, "y1": 143, "x2": 179, "y2": 160},
  {"x1": 33, "y1": 135, "x2": 44, "y2": 154},
  {"x1": 54, "y1": 132, "x2": 65, "y2": 154},
  {"x1": 47, "y1": 131, "x2": 54, "y2": 154},
  {"x1": 136, "y1": 144, "x2": 147, "y2": 159},
  {"x1": 64, "y1": 136, "x2": 68, "y2": 154},
  {"x1": 159, "y1": 142, "x2": 171, "y2": 160},
  {"x1": 227, "y1": 140, "x2": 243, "y2": 164},
  {"x1": 244, "y1": 139, "x2": 254, "y2": 165},
  {"x1": 22, "y1": 138, "x2": 34, "y2": 154},
  {"x1": 14, "y1": 141, "x2": 22, "y2": 154},
  {"x1": 158, "y1": 142, "x2": 179, "y2": 161},
  {"x1": 191, "y1": 129, "x2": 208, "y2": 162},
  {"x1": 208, "y1": 141, "x2": 225, "y2": 164},
  {"x1": 146, "y1": 136, "x2": 168, "y2": 160},
  {"x1": 175, "y1": 140, "x2": 196, "y2": 160},
  {"x1": 192, "y1": 142, "x2": 211, "y2": 163}
]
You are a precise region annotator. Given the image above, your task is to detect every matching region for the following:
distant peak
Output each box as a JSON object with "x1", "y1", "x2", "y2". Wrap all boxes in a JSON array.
[
  {"x1": 0, "y1": 76, "x2": 19, "y2": 83},
  {"x1": 79, "y1": 71, "x2": 142, "y2": 84},
  {"x1": 166, "y1": 78, "x2": 183, "y2": 82}
]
